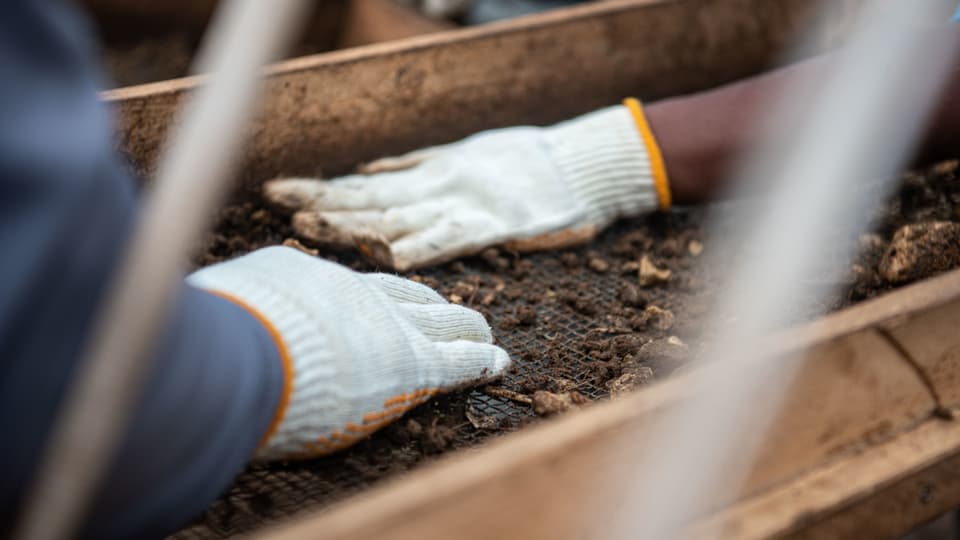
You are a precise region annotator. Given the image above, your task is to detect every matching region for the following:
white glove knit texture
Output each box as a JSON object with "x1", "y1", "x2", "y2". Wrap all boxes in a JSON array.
[
  {"x1": 188, "y1": 246, "x2": 508, "y2": 460},
  {"x1": 543, "y1": 105, "x2": 659, "y2": 226}
]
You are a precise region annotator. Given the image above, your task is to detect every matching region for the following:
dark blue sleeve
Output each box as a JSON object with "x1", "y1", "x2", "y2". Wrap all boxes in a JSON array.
[{"x1": 0, "y1": 2, "x2": 284, "y2": 539}]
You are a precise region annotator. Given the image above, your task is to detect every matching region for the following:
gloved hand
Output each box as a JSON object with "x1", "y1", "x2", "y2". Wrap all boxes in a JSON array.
[
  {"x1": 265, "y1": 99, "x2": 671, "y2": 271},
  {"x1": 187, "y1": 246, "x2": 509, "y2": 461}
]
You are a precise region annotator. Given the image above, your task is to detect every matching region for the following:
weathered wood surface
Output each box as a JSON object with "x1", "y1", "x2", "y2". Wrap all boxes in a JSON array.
[{"x1": 104, "y1": 0, "x2": 858, "y2": 188}]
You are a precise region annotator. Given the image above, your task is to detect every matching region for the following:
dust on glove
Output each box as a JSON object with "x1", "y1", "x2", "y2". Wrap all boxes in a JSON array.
[{"x1": 264, "y1": 99, "x2": 670, "y2": 271}]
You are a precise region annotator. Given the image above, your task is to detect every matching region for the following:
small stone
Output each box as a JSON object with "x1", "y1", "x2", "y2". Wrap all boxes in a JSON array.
[
  {"x1": 638, "y1": 255, "x2": 672, "y2": 287},
  {"x1": 449, "y1": 261, "x2": 466, "y2": 273},
  {"x1": 560, "y1": 252, "x2": 580, "y2": 268},
  {"x1": 450, "y1": 280, "x2": 477, "y2": 299},
  {"x1": 687, "y1": 240, "x2": 704, "y2": 257},
  {"x1": 498, "y1": 315, "x2": 519, "y2": 330},
  {"x1": 532, "y1": 390, "x2": 589, "y2": 416},
  {"x1": 607, "y1": 367, "x2": 654, "y2": 398},
  {"x1": 503, "y1": 286, "x2": 524, "y2": 301},
  {"x1": 512, "y1": 259, "x2": 534, "y2": 279},
  {"x1": 481, "y1": 248, "x2": 510, "y2": 271},
  {"x1": 282, "y1": 237, "x2": 319, "y2": 256},
  {"x1": 659, "y1": 238, "x2": 682, "y2": 257},
  {"x1": 644, "y1": 305, "x2": 675, "y2": 331},
  {"x1": 638, "y1": 337, "x2": 690, "y2": 376},
  {"x1": 251, "y1": 208, "x2": 270, "y2": 223},
  {"x1": 879, "y1": 222, "x2": 960, "y2": 283},
  {"x1": 516, "y1": 305, "x2": 538, "y2": 325},
  {"x1": 618, "y1": 282, "x2": 646, "y2": 307},
  {"x1": 609, "y1": 334, "x2": 647, "y2": 355},
  {"x1": 588, "y1": 256, "x2": 611, "y2": 273},
  {"x1": 932, "y1": 160, "x2": 959, "y2": 176},
  {"x1": 423, "y1": 418, "x2": 454, "y2": 453},
  {"x1": 405, "y1": 419, "x2": 423, "y2": 436}
]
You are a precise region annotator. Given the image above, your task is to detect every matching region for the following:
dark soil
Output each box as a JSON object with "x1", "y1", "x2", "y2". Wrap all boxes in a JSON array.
[{"x1": 171, "y1": 160, "x2": 960, "y2": 539}]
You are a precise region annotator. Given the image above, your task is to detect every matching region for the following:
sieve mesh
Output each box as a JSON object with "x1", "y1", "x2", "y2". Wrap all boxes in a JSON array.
[{"x1": 169, "y1": 212, "x2": 707, "y2": 540}]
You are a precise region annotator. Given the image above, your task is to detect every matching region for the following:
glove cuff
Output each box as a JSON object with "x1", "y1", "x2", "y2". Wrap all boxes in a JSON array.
[
  {"x1": 187, "y1": 247, "x2": 349, "y2": 461},
  {"x1": 543, "y1": 100, "x2": 670, "y2": 225}
]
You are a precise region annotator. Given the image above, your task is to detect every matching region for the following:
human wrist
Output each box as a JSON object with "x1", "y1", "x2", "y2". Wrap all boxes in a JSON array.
[{"x1": 642, "y1": 97, "x2": 720, "y2": 205}]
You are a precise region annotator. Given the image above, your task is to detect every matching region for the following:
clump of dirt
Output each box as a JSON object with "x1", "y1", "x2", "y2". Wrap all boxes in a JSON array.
[
  {"x1": 531, "y1": 390, "x2": 589, "y2": 416},
  {"x1": 607, "y1": 366, "x2": 654, "y2": 398},
  {"x1": 173, "y1": 160, "x2": 960, "y2": 540},
  {"x1": 638, "y1": 254, "x2": 672, "y2": 286},
  {"x1": 636, "y1": 336, "x2": 690, "y2": 377},
  {"x1": 879, "y1": 221, "x2": 960, "y2": 283}
]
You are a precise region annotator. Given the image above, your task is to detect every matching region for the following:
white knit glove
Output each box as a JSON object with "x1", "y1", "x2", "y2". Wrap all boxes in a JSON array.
[
  {"x1": 265, "y1": 100, "x2": 670, "y2": 271},
  {"x1": 187, "y1": 246, "x2": 510, "y2": 461}
]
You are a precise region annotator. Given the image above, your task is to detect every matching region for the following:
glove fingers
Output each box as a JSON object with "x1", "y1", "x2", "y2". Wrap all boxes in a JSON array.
[
  {"x1": 399, "y1": 303, "x2": 492, "y2": 343},
  {"x1": 433, "y1": 341, "x2": 511, "y2": 387},
  {"x1": 314, "y1": 203, "x2": 444, "y2": 242},
  {"x1": 390, "y1": 221, "x2": 489, "y2": 271},
  {"x1": 265, "y1": 174, "x2": 417, "y2": 212},
  {"x1": 356, "y1": 147, "x2": 439, "y2": 174},
  {"x1": 291, "y1": 210, "x2": 372, "y2": 246},
  {"x1": 364, "y1": 273, "x2": 447, "y2": 304}
]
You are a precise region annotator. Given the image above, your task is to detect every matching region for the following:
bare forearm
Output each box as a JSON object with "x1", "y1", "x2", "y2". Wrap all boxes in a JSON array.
[{"x1": 646, "y1": 28, "x2": 960, "y2": 205}]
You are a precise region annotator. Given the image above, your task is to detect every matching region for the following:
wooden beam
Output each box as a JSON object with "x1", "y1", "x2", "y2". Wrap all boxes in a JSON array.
[
  {"x1": 699, "y1": 416, "x2": 960, "y2": 539},
  {"x1": 104, "y1": 0, "x2": 859, "y2": 188}
]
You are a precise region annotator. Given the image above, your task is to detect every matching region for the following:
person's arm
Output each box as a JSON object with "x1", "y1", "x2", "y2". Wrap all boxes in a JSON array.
[
  {"x1": 0, "y1": 3, "x2": 284, "y2": 538},
  {"x1": 1, "y1": 3, "x2": 508, "y2": 539},
  {"x1": 645, "y1": 27, "x2": 960, "y2": 205}
]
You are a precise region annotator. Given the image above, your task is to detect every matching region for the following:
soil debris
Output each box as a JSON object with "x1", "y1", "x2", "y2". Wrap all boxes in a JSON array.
[
  {"x1": 618, "y1": 282, "x2": 647, "y2": 307},
  {"x1": 638, "y1": 255, "x2": 672, "y2": 287},
  {"x1": 643, "y1": 305, "x2": 675, "y2": 331},
  {"x1": 511, "y1": 259, "x2": 534, "y2": 279},
  {"x1": 515, "y1": 305, "x2": 538, "y2": 325},
  {"x1": 588, "y1": 255, "x2": 611, "y2": 273},
  {"x1": 637, "y1": 336, "x2": 690, "y2": 376},
  {"x1": 879, "y1": 221, "x2": 960, "y2": 284},
  {"x1": 481, "y1": 248, "x2": 510, "y2": 271},
  {"x1": 465, "y1": 406, "x2": 499, "y2": 430},
  {"x1": 688, "y1": 240, "x2": 704, "y2": 257},
  {"x1": 531, "y1": 390, "x2": 590, "y2": 416},
  {"x1": 181, "y1": 158, "x2": 960, "y2": 540},
  {"x1": 282, "y1": 237, "x2": 319, "y2": 256},
  {"x1": 483, "y1": 386, "x2": 533, "y2": 404},
  {"x1": 560, "y1": 252, "x2": 580, "y2": 268},
  {"x1": 422, "y1": 418, "x2": 455, "y2": 453},
  {"x1": 607, "y1": 366, "x2": 654, "y2": 398}
]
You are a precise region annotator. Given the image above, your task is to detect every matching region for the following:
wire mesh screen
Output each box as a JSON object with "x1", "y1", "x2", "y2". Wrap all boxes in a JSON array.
[{"x1": 170, "y1": 211, "x2": 709, "y2": 539}]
